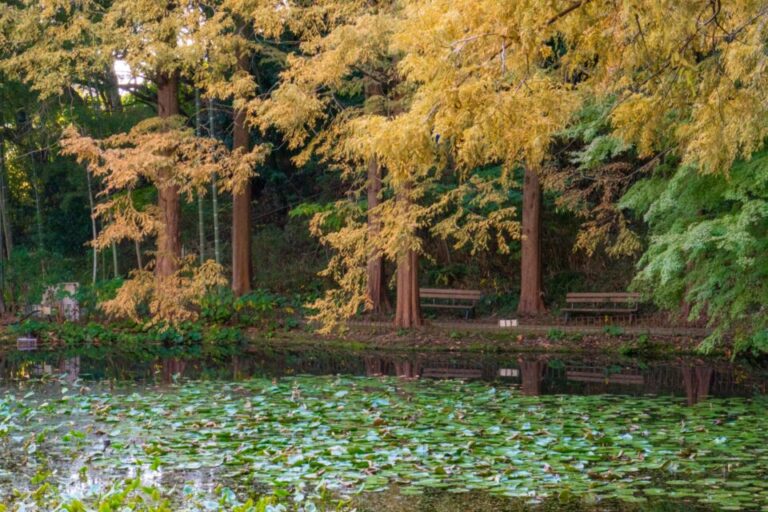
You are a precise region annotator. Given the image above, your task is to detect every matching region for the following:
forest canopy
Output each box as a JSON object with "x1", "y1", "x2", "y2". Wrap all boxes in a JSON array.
[{"x1": 0, "y1": 0, "x2": 767, "y2": 354}]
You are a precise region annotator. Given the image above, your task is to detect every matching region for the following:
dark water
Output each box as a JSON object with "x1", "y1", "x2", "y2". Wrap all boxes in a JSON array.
[
  {"x1": 4, "y1": 347, "x2": 767, "y2": 405},
  {"x1": 2, "y1": 347, "x2": 768, "y2": 510}
]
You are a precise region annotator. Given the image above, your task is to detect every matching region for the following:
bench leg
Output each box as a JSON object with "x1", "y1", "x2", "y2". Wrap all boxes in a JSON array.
[{"x1": 563, "y1": 312, "x2": 570, "y2": 324}]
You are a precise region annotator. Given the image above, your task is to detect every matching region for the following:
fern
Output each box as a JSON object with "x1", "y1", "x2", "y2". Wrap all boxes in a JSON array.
[{"x1": 627, "y1": 152, "x2": 768, "y2": 354}]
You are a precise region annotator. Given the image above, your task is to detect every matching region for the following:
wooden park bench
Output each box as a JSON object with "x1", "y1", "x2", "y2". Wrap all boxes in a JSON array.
[
  {"x1": 419, "y1": 288, "x2": 483, "y2": 319},
  {"x1": 566, "y1": 366, "x2": 644, "y2": 385},
  {"x1": 421, "y1": 367, "x2": 483, "y2": 380},
  {"x1": 562, "y1": 292, "x2": 641, "y2": 323}
]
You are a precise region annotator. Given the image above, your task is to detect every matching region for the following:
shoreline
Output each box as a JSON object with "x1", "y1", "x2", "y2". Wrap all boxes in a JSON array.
[{"x1": 247, "y1": 320, "x2": 715, "y2": 358}]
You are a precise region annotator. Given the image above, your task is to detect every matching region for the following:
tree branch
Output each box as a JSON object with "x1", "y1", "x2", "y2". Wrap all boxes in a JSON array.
[{"x1": 547, "y1": 0, "x2": 593, "y2": 26}]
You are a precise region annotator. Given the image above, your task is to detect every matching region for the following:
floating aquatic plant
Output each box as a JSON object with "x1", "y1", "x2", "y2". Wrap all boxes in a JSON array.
[{"x1": 0, "y1": 376, "x2": 766, "y2": 510}]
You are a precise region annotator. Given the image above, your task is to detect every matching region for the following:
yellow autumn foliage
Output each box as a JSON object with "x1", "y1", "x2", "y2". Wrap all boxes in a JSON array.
[
  {"x1": 7, "y1": 0, "x2": 768, "y2": 330},
  {"x1": 102, "y1": 257, "x2": 227, "y2": 326},
  {"x1": 61, "y1": 117, "x2": 265, "y2": 325}
]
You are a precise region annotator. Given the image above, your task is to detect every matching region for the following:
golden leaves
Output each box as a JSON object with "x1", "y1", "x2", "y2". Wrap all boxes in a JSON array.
[
  {"x1": 91, "y1": 195, "x2": 158, "y2": 249},
  {"x1": 62, "y1": 116, "x2": 258, "y2": 200},
  {"x1": 220, "y1": 144, "x2": 270, "y2": 195},
  {"x1": 101, "y1": 257, "x2": 227, "y2": 326},
  {"x1": 62, "y1": 118, "x2": 260, "y2": 324},
  {"x1": 250, "y1": 84, "x2": 326, "y2": 150}
]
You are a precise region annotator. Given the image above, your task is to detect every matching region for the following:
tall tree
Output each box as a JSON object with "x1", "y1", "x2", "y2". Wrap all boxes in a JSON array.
[
  {"x1": 254, "y1": 2, "x2": 426, "y2": 328},
  {"x1": 208, "y1": 100, "x2": 222, "y2": 266},
  {"x1": 365, "y1": 155, "x2": 389, "y2": 314},
  {"x1": 231, "y1": 46, "x2": 253, "y2": 296},
  {"x1": 0, "y1": 135, "x2": 11, "y2": 259},
  {"x1": 194, "y1": 89, "x2": 206, "y2": 263},
  {"x1": 257, "y1": 1, "x2": 522, "y2": 330},
  {"x1": 154, "y1": 69, "x2": 182, "y2": 278},
  {"x1": 393, "y1": 189, "x2": 422, "y2": 328},
  {"x1": 517, "y1": 168, "x2": 546, "y2": 315},
  {"x1": 61, "y1": 115, "x2": 252, "y2": 324},
  {"x1": 2, "y1": 0, "x2": 215, "y2": 281}
]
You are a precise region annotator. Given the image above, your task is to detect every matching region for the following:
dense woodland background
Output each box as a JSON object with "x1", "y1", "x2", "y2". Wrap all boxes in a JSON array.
[{"x1": 0, "y1": 0, "x2": 766, "y2": 355}]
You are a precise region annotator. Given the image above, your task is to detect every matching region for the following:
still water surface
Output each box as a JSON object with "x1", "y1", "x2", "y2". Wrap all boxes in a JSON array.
[{"x1": 1, "y1": 348, "x2": 767, "y2": 510}]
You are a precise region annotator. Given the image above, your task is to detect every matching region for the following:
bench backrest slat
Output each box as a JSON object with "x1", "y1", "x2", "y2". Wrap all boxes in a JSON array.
[
  {"x1": 566, "y1": 292, "x2": 640, "y2": 298},
  {"x1": 566, "y1": 298, "x2": 638, "y2": 304},
  {"x1": 420, "y1": 288, "x2": 483, "y2": 300},
  {"x1": 422, "y1": 368, "x2": 483, "y2": 378},
  {"x1": 566, "y1": 292, "x2": 640, "y2": 304}
]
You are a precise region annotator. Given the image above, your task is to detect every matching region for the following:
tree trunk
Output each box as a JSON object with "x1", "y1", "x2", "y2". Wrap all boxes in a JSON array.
[
  {"x1": 85, "y1": 168, "x2": 98, "y2": 284},
  {"x1": 111, "y1": 241, "x2": 119, "y2": 278},
  {"x1": 231, "y1": 50, "x2": 252, "y2": 296},
  {"x1": 155, "y1": 71, "x2": 181, "y2": 278},
  {"x1": 0, "y1": 142, "x2": 5, "y2": 314},
  {"x1": 366, "y1": 156, "x2": 390, "y2": 314},
  {"x1": 395, "y1": 249, "x2": 422, "y2": 328},
  {"x1": 135, "y1": 239, "x2": 143, "y2": 270},
  {"x1": 0, "y1": 219, "x2": 4, "y2": 314},
  {"x1": 517, "y1": 167, "x2": 546, "y2": 315},
  {"x1": 394, "y1": 184, "x2": 422, "y2": 328},
  {"x1": 208, "y1": 99, "x2": 221, "y2": 265},
  {"x1": 0, "y1": 136, "x2": 11, "y2": 259},
  {"x1": 30, "y1": 157, "x2": 45, "y2": 252},
  {"x1": 105, "y1": 65, "x2": 123, "y2": 113},
  {"x1": 194, "y1": 89, "x2": 206, "y2": 263},
  {"x1": 101, "y1": 247, "x2": 106, "y2": 280}
]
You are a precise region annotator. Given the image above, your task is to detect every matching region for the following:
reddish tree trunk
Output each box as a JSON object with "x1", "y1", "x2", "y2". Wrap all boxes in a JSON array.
[
  {"x1": 682, "y1": 365, "x2": 713, "y2": 405},
  {"x1": 394, "y1": 184, "x2": 422, "y2": 328},
  {"x1": 519, "y1": 358, "x2": 546, "y2": 396},
  {"x1": 231, "y1": 51, "x2": 252, "y2": 296},
  {"x1": 155, "y1": 71, "x2": 181, "y2": 278},
  {"x1": 366, "y1": 156, "x2": 390, "y2": 314},
  {"x1": 161, "y1": 357, "x2": 186, "y2": 384},
  {"x1": 517, "y1": 167, "x2": 546, "y2": 315},
  {"x1": 365, "y1": 356, "x2": 385, "y2": 377},
  {"x1": 394, "y1": 360, "x2": 419, "y2": 379},
  {"x1": 395, "y1": 248, "x2": 422, "y2": 328}
]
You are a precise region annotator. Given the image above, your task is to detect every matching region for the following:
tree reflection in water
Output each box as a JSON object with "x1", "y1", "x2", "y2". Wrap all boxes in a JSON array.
[
  {"x1": 59, "y1": 356, "x2": 80, "y2": 383},
  {"x1": 682, "y1": 364, "x2": 713, "y2": 405},
  {"x1": 395, "y1": 360, "x2": 419, "y2": 379},
  {"x1": 519, "y1": 358, "x2": 547, "y2": 396},
  {"x1": 160, "y1": 358, "x2": 187, "y2": 384}
]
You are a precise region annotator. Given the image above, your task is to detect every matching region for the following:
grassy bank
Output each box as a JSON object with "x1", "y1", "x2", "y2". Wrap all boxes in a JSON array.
[{"x1": 0, "y1": 317, "x2": 718, "y2": 362}]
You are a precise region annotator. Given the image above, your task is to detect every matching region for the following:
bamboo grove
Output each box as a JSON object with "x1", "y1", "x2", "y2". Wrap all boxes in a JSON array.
[{"x1": 1, "y1": 0, "x2": 767, "y2": 353}]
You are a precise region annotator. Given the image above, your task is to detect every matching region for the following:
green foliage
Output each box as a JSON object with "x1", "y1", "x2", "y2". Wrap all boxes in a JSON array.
[
  {"x1": 563, "y1": 98, "x2": 632, "y2": 171},
  {"x1": 251, "y1": 223, "x2": 328, "y2": 296},
  {"x1": 625, "y1": 152, "x2": 768, "y2": 354},
  {"x1": 74, "y1": 278, "x2": 123, "y2": 321},
  {"x1": 9, "y1": 320, "x2": 245, "y2": 362},
  {"x1": 424, "y1": 262, "x2": 469, "y2": 287},
  {"x1": 547, "y1": 328, "x2": 566, "y2": 341},
  {"x1": 618, "y1": 334, "x2": 659, "y2": 358},
  {"x1": 603, "y1": 325, "x2": 624, "y2": 337},
  {"x1": 199, "y1": 288, "x2": 304, "y2": 330},
  {"x1": 479, "y1": 291, "x2": 519, "y2": 316},
  {"x1": 3, "y1": 248, "x2": 80, "y2": 310}
]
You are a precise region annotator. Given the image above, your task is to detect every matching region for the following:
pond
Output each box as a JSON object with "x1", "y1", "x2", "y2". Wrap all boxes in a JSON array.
[{"x1": 1, "y1": 348, "x2": 767, "y2": 511}]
